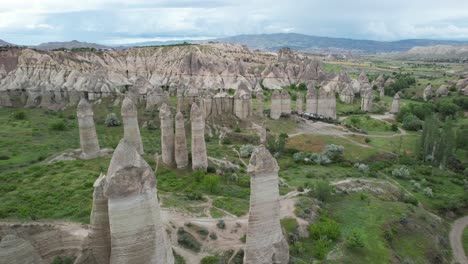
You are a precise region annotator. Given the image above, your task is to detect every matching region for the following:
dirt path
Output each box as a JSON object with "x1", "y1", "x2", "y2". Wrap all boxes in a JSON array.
[{"x1": 450, "y1": 215, "x2": 468, "y2": 264}]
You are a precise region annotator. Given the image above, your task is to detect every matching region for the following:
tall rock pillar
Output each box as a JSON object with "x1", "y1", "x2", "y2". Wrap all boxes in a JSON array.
[
  {"x1": 103, "y1": 139, "x2": 174, "y2": 264},
  {"x1": 77, "y1": 98, "x2": 100, "y2": 159},
  {"x1": 270, "y1": 90, "x2": 282, "y2": 120},
  {"x1": 296, "y1": 93, "x2": 303, "y2": 114},
  {"x1": 280, "y1": 90, "x2": 291, "y2": 114},
  {"x1": 256, "y1": 91, "x2": 264, "y2": 116},
  {"x1": 190, "y1": 103, "x2": 208, "y2": 171},
  {"x1": 390, "y1": 93, "x2": 400, "y2": 114},
  {"x1": 159, "y1": 103, "x2": 175, "y2": 165},
  {"x1": 244, "y1": 145, "x2": 289, "y2": 264},
  {"x1": 175, "y1": 111, "x2": 189, "y2": 169},
  {"x1": 121, "y1": 97, "x2": 144, "y2": 155}
]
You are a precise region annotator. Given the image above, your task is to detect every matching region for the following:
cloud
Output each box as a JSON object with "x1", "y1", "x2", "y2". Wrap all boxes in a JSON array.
[{"x1": 0, "y1": 0, "x2": 468, "y2": 44}]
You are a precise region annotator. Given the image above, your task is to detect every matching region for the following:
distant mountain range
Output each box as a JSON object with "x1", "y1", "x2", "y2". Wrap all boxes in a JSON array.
[
  {"x1": 2, "y1": 33, "x2": 468, "y2": 54},
  {"x1": 0, "y1": 39, "x2": 13, "y2": 46}
]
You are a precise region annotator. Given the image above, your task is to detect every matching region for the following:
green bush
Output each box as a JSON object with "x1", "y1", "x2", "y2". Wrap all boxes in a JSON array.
[
  {"x1": 13, "y1": 111, "x2": 26, "y2": 120},
  {"x1": 239, "y1": 144, "x2": 255, "y2": 158},
  {"x1": 202, "y1": 174, "x2": 220, "y2": 194},
  {"x1": 311, "y1": 181, "x2": 334, "y2": 202},
  {"x1": 200, "y1": 256, "x2": 220, "y2": 264},
  {"x1": 193, "y1": 170, "x2": 205, "y2": 182},
  {"x1": 209, "y1": 232, "x2": 218, "y2": 240},
  {"x1": 217, "y1": 220, "x2": 226, "y2": 229},
  {"x1": 49, "y1": 120, "x2": 66, "y2": 131},
  {"x1": 104, "y1": 113, "x2": 121, "y2": 126},
  {"x1": 177, "y1": 227, "x2": 201, "y2": 252},
  {"x1": 402, "y1": 114, "x2": 423, "y2": 131},
  {"x1": 346, "y1": 228, "x2": 365, "y2": 249},
  {"x1": 308, "y1": 216, "x2": 341, "y2": 241}
]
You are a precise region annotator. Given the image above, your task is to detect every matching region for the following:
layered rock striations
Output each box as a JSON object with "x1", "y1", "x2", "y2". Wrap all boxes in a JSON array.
[
  {"x1": 175, "y1": 111, "x2": 189, "y2": 168},
  {"x1": 103, "y1": 139, "x2": 174, "y2": 264},
  {"x1": 77, "y1": 98, "x2": 100, "y2": 159},
  {"x1": 244, "y1": 146, "x2": 289, "y2": 264},
  {"x1": 159, "y1": 103, "x2": 175, "y2": 165},
  {"x1": 190, "y1": 103, "x2": 208, "y2": 171},
  {"x1": 121, "y1": 97, "x2": 144, "y2": 155},
  {"x1": 0, "y1": 235, "x2": 44, "y2": 264}
]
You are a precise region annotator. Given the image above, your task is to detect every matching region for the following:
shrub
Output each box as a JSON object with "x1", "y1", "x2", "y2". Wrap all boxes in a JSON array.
[
  {"x1": 293, "y1": 152, "x2": 306, "y2": 162},
  {"x1": 209, "y1": 232, "x2": 217, "y2": 240},
  {"x1": 423, "y1": 187, "x2": 433, "y2": 197},
  {"x1": 392, "y1": 167, "x2": 410, "y2": 179},
  {"x1": 200, "y1": 256, "x2": 219, "y2": 264},
  {"x1": 193, "y1": 170, "x2": 205, "y2": 182},
  {"x1": 312, "y1": 181, "x2": 334, "y2": 202},
  {"x1": 402, "y1": 194, "x2": 418, "y2": 206},
  {"x1": 49, "y1": 120, "x2": 66, "y2": 131},
  {"x1": 402, "y1": 114, "x2": 423, "y2": 131},
  {"x1": 13, "y1": 111, "x2": 26, "y2": 120},
  {"x1": 356, "y1": 163, "x2": 369, "y2": 174},
  {"x1": 322, "y1": 144, "x2": 344, "y2": 162},
  {"x1": 346, "y1": 228, "x2": 365, "y2": 249},
  {"x1": 202, "y1": 175, "x2": 220, "y2": 194},
  {"x1": 312, "y1": 237, "x2": 332, "y2": 260},
  {"x1": 216, "y1": 220, "x2": 226, "y2": 229},
  {"x1": 308, "y1": 216, "x2": 341, "y2": 241},
  {"x1": 239, "y1": 144, "x2": 255, "y2": 158},
  {"x1": 184, "y1": 189, "x2": 203, "y2": 201},
  {"x1": 221, "y1": 138, "x2": 232, "y2": 145},
  {"x1": 177, "y1": 227, "x2": 201, "y2": 252},
  {"x1": 365, "y1": 138, "x2": 371, "y2": 143},
  {"x1": 104, "y1": 113, "x2": 121, "y2": 126},
  {"x1": 391, "y1": 123, "x2": 398, "y2": 132}
]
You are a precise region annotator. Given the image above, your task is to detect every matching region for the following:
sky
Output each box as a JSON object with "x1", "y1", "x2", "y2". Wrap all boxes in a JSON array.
[{"x1": 1, "y1": 0, "x2": 468, "y2": 45}]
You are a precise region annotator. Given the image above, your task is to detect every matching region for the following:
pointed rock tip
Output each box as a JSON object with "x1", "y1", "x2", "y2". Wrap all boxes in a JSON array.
[
  {"x1": 175, "y1": 111, "x2": 184, "y2": 120},
  {"x1": 77, "y1": 98, "x2": 92, "y2": 114},
  {"x1": 248, "y1": 145, "x2": 279, "y2": 174},
  {"x1": 121, "y1": 96, "x2": 137, "y2": 115}
]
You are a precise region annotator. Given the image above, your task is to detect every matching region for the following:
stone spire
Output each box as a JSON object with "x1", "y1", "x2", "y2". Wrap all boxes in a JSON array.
[
  {"x1": 339, "y1": 83, "x2": 355, "y2": 104},
  {"x1": 256, "y1": 91, "x2": 264, "y2": 116},
  {"x1": 360, "y1": 88, "x2": 374, "y2": 112},
  {"x1": 77, "y1": 98, "x2": 100, "y2": 159},
  {"x1": 74, "y1": 173, "x2": 110, "y2": 264},
  {"x1": 280, "y1": 89, "x2": 291, "y2": 114},
  {"x1": 317, "y1": 88, "x2": 336, "y2": 119},
  {"x1": 244, "y1": 146, "x2": 289, "y2": 264},
  {"x1": 159, "y1": 103, "x2": 175, "y2": 165},
  {"x1": 306, "y1": 86, "x2": 318, "y2": 114},
  {"x1": 270, "y1": 90, "x2": 281, "y2": 120},
  {"x1": 121, "y1": 97, "x2": 144, "y2": 155},
  {"x1": 103, "y1": 139, "x2": 174, "y2": 264},
  {"x1": 234, "y1": 82, "x2": 252, "y2": 119},
  {"x1": 423, "y1": 85, "x2": 433, "y2": 101},
  {"x1": 296, "y1": 93, "x2": 303, "y2": 114},
  {"x1": 175, "y1": 111, "x2": 189, "y2": 169},
  {"x1": 390, "y1": 93, "x2": 400, "y2": 114},
  {"x1": 190, "y1": 103, "x2": 208, "y2": 171}
]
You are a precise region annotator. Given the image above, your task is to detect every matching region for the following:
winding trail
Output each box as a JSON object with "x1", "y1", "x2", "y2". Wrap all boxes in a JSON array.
[{"x1": 450, "y1": 215, "x2": 468, "y2": 264}]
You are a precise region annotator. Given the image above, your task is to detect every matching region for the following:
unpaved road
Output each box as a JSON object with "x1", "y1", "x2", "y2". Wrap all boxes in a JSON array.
[{"x1": 450, "y1": 215, "x2": 468, "y2": 264}]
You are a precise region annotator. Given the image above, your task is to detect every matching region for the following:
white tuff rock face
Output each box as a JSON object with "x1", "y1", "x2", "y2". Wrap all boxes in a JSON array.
[
  {"x1": 190, "y1": 103, "x2": 208, "y2": 171},
  {"x1": 244, "y1": 146, "x2": 289, "y2": 264},
  {"x1": 159, "y1": 103, "x2": 175, "y2": 165},
  {"x1": 234, "y1": 82, "x2": 253, "y2": 119},
  {"x1": 103, "y1": 139, "x2": 174, "y2": 264},
  {"x1": 77, "y1": 98, "x2": 100, "y2": 159},
  {"x1": 121, "y1": 97, "x2": 144, "y2": 155},
  {"x1": 280, "y1": 90, "x2": 291, "y2": 114},
  {"x1": 306, "y1": 86, "x2": 318, "y2": 114},
  {"x1": 339, "y1": 84, "x2": 354, "y2": 104},
  {"x1": 390, "y1": 93, "x2": 400, "y2": 114},
  {"x1": 175, "y1": 111, "x2": 189, "y2": 169},
  {"x1": 270, "y1": 90, "x2": 282, "y2": 120},
  {"x1": 317, "y1": 88, "x2": 336, "y2": 119},
  {"x1": 361, "y1": 88, "x2": 374, "y2": 112},
  {"x1": 75, "y1": 173, "x2": 111, "y2": 264},
  {"x1": 296, "y1": 93, "x2": 303, "y2": 113},
  {"x1": 0, "y1": 235, "x2": 44, "y2": 264},
  {"x1": 256, "y1": 91, "x2": 264, "y2": 116}
]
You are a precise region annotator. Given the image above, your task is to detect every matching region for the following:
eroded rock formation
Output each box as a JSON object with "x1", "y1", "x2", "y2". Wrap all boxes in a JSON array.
[
  {"x1": 296, "y1": 93, "x2": 303, "y2": 113},
  {"x1": 339, "y1": 84, "x2": 354, "y2": 104},
  {"x1": 256, "y1": 91, "x2": 264, "y2": 115},
  {"x1": 121, "y1": 97, "x2": 144, "y2": 155},
  {"x1": 234, "y1": 82, "x2": 252, "y2": 119},
  {"x1": 175, "y1": 111, "x2": 189, "y2": 169},
  {"x1": 190, "y1": 103, "x2": 208, "y2": 171},
  {"x1": 244, "y1": 145, "x2": 289, "y2": 264},
  {"x1": 103, "y1": 139, "x2": 174, "y2": 264},
  {"x1": 361, "y1": 88, "x2": 374, "y2": 112},
  {"x1": 270, "y1": 90, "x2": 282, "y2": 120},
  {"x1": 280, "y1": 90, "x2": 291, "y2": 114},
  {"x1": 423, "y1": 85, "x2": 433, "y2": 101},
  {"x1": 77, "y1": 98, "x2": 100, "y2": 159},
  {"x1": 159, "y1": 103, "x2": 175, "y2": 165},
  {"x1": 390, "y1": 93, "x2": 400, "y2": 114},
  {"x1": 0, "y1": 235, "x2": 44, "y2": 264}
]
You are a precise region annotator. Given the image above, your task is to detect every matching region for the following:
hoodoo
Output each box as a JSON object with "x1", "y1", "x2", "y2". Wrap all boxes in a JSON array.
[
  {"x1": 121, "y1": 97, "x2": 144, "y2": 155},
  {"x1": 104, "y1": 139, "x2": 174, "y2": 264},
  {"x1": 390, "y1": 93, "x2": 401, "y2": 114},
  {"x1": 270, "y1": 90, "x2": 282, "y2": 120},
  {"x1": 77, "y1": 98, "x2": 100, "y2": 159},
  {"x1": 175, "y1": 111, "x2": 189, "y2": 169},
  {"x1": 159, "y1": 103, "x2": 175, "y2": 165},
  {"x1": 190, "y1": 103, "x2": 208, "y2": 171},
  {"x1": 244, "y1": 145, "x2": 289, "y2": 264}
]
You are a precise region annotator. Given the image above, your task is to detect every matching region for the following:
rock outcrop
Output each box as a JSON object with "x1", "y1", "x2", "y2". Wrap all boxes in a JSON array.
[
  {"x1": 75, "y1": 173, "x2": 110, "y2": 264},
  {"x1": 77, "y1": 98, "x2": 100, "y2": 160},
  {"x1": 358, "y1": 72, "x2": 369, "y2": 85},
  {"x1": 244, "y1": 146, "x2": 289, "y2": 264},
  {"x1": 390, "y1": 93, "x2": 400, "y2": 114},
  {"x1": 190, "y1": 103, "x2": 208, "y2": 171},
  {"x1": 234, "y1": 82, "x2": 252, "y2": 119},
  {"x1": 121, "y1": 97, "x2": 144, "y2": 155},
  {"x1": 296, "y1": 93, "x2": 303, "y2": 113},
  {"x1": 306, "y1": 87, "x2": 318, "y2": 114},
  {"x1": 280, "y1": 90, "x2": 291, "y2": 114},
  {"x1": 423, "y1": 85, "x2": 433, "y2": 101},
  {"x1": 436, "y1": 85, "x2": 449, "y2": 97},
  {"x1": 256, "y1": 91, "x2": 264, "y2": 115},
  {"x1": 159, "y1": 103, "x2": 175, "y2": 165},
  {"x1": 270, "y1": 90, "x2": 282, "y2": 120},
  {"x1": 103, "y1": 139, "x2": 174, "y2": 264},
  {"x1": 361, "y1": 88, "x2": 374, "y2": 112},
  {"x1": 0, "y1": 234, "x2": 44, "y2": 264},
  {"x1": 339, "y1": 84, "x2": 354, "y2": 104},
  {"x1": 175, "y1": 111, "x2": 189, "y2": 169}
]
